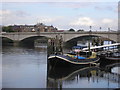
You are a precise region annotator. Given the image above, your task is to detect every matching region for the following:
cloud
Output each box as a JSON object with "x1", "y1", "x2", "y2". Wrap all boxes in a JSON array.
[
  {"x1": 2, "y1": 0, "x2": 119, "y2": 2},
  {"x1": 0, "y1": 10, "x2": 12, "y2": 24},
  {"x1": 102, "y1": 18, "x2": 113, "y2": 24},
  {"x1": 94, "y1": 3, "x2": 118, "y2": 14},
  {"x1": 1, "y1": 9, "x2": 117, "y2": 31},
  {"x1": 0, "y1": 10, "x2": 29, "y2": 17},
  {"x1": 69, "y1": 17, "x2": 117, "y2": 31},
  {"x1": 38, "y1": 17, "x2": 56, "y2": 23},
  {"x1": 94, "y1": 18, "x2": 117, "y2": 31},
  {"x1": 0, "y1": 10, "x2": 11, "y2": 16},
  {"x1": 95, "y1": 6, "x2": 114, "y2": 11},
  {"x1": 45, "y1": 2, "x2": 93, "y2": 9},
  {"x1": 0, "y1": 9, "x2": 64, "y2": 26},
  {"x1": 1, "y1": 10, "x2": 32, "y2": 25},
  {"x1": 15, "y1": 11, "x2": 29, "y2": 17},
  {"x1": 41, "y1": 18, "x2": 54, "y2": 23},
  {"x1": 37, "y1": 16, "x2": 64, "y2": 25},
  {"x1": 70, "y1": 17, "x2": 94, "y2": 26},
  {"x1": 0, "y1": 10, "x2": 11, "y2": 15}
]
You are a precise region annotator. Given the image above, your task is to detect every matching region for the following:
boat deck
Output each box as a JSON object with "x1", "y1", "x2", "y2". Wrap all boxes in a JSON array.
[{"x1": 48, "y1": 54, "x2": 99, "y2": 65}]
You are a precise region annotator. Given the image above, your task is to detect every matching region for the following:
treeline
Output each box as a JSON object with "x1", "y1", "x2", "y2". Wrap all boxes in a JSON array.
[
  {"x1": 68, "y1": 28, "x2": 84, "y2": 32},
  {"x1": 2, "y1": 26, "x2": 15, "y2": 32},
  {"x1": 2, "y1": 25, "x2": 85, "y2": 32}
]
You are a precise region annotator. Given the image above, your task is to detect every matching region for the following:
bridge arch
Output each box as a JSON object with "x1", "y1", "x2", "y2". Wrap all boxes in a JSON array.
[
  {"x1": 20, "y1": 36, "x2": 49, "y2": 46},
  {"x1": 1, "y1": 36, "x2": 14, "y2": 45},
  {"x1": 65, "y1": 34, "x2": 117, "y2": 43},
  {"x1": 65, "y1": 35, "x2": 116, "y2": 47},
  {"x1": 1, "y1": 36, "x2": 14, "y2": 41},
  {"x1": 18, "y1": 34, "x2": 51, "y2": 41}
]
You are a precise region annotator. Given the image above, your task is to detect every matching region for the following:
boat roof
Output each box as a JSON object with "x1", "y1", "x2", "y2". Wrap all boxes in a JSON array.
[{"x1": 82, "y1": 43, "x2": 120, "y2": 51}]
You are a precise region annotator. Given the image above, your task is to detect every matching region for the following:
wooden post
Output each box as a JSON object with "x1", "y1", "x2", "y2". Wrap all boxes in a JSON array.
[{"x1": 47, "y1": 35, "x2": 63, "y2": 55}]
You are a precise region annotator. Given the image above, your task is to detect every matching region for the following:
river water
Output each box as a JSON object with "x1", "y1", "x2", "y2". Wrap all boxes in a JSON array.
[{"x1": 2, "y1": 46, "x2": 120, "y2": 89}]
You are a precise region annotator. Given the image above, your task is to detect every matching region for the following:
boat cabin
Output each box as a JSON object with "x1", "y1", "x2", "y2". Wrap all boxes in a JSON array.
[
  {"x1": 78, "y1": 51, "x2": 92, "y2": 58},
  {"x1": 72, "y1": 46, "x2": 87, "y2": 52}
]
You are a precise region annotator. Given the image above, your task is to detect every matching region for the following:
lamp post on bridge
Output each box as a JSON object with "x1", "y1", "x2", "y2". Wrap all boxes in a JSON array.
[
  {"x1": 89, "y1": 26, "x2": 92, "y2": 38},
  {"x1": 108, "y1": 27, "x2": 110, "y2": 44},
  {"x1": 89, "y1": 26, "x2": 92, "y2": 32},
  {"x1": 100, "y1": 27, "x2": 102, "y2": 32}
]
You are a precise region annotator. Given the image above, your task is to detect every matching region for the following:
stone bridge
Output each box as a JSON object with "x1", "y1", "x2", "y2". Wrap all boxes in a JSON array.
[{"x1": 1, "y1": 31, "x2": 120, "y2": 44}]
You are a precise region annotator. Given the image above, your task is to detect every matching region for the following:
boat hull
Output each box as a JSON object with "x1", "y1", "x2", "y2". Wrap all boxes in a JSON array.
[
  {"x1": 48, "y1": 55, "x2": 100, "y2": 67},
  {"x1": 99, "y1": 51, "x2": 120, "y2": 62},
  {"x1": 105, "y1": 57, "x2": 120, "y2": 63}
]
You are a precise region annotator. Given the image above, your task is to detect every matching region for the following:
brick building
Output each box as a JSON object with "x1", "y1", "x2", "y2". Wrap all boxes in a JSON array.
[{"x1": 11, "y1": 23, "x2": 58, "y2": 32}]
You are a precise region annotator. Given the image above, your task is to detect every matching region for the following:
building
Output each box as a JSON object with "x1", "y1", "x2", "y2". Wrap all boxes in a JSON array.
[{"x1": 11, "y1": 23, "x2": 58, "y2": 32}]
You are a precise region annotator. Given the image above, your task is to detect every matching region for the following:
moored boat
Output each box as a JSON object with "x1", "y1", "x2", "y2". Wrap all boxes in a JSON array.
[
  {"x1": 48, "y1": 50, "x2": 100, "y2": 67},
  {"x1": 105, "y1": 51, "x2": 120, "y2": 61}
]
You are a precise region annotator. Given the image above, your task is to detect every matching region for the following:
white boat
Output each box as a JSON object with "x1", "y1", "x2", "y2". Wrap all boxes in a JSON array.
[
  {"x1": 105, "y1": 51, "x2": 120, "y2": 61},
  {"x1": 82, "y1": 43, "x2": 120, "y2": 51}
]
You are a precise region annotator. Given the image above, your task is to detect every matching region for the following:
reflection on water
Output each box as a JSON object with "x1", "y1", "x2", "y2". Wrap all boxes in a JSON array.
[
  {"x1": 112, "y1": 67, "x2": 120, "y2": 74},
  {"x1": 47, "y1": 64, "x2": 120, "y2": 88},
  {"x1": 2, "y1": 46, "x2": 120, "y2": 89},
  {"x1": 47, "y1": 66, "x2": 98, "y2": 88}
]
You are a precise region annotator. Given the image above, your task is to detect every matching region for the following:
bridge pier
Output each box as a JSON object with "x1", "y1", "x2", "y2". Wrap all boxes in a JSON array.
[{"x1": 13, "y1": 41, "x2": 20, "y2": 46}]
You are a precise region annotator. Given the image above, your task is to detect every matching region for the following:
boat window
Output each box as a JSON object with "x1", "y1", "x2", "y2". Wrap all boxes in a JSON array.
[
  {"x1": 79, "y1": 51, "x2": 92, "y2": 57},
  {"x1": 79, "y1": 52, "x2": 86, "y2": 55}
]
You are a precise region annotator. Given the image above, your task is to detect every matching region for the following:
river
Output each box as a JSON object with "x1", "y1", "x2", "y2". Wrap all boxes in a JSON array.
[{"x1": 2, "y1": 46, "x2": 120, "y2": 89}]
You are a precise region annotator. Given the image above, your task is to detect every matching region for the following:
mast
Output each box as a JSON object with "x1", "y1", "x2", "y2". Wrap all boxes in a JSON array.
[{"x1": 88, "y1": 26, "x2": 92, "y2": 52}]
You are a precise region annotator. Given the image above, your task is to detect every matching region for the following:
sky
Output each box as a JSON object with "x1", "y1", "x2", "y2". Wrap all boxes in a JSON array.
[{"x1": 1, "y1": 0, "x2": 119, "y2": 31}]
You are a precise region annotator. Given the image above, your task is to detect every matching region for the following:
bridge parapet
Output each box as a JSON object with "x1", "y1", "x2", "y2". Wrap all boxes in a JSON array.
[
  {"x1": 1, "y1": 31, "x2": 119, "y2": 43},
  {"x1": 1, "y1": 31, "x2": 119, "y2": 34}
]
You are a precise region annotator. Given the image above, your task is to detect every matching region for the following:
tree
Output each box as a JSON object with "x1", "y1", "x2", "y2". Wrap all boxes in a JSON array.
[
  {"x1": 77, "y1": 29, "x2": 84, "y2": 32},
  {"x1": 68, "y1": 28, "x2": 75, "y2": 32},
  {"x1": 2, "y1": 26, "x2": 15, "y2": 32}
]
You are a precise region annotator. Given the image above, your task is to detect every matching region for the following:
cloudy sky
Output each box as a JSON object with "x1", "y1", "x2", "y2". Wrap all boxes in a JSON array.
[{"x1": 1, "y1": 0, "x2": 119, "y2": 31}]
